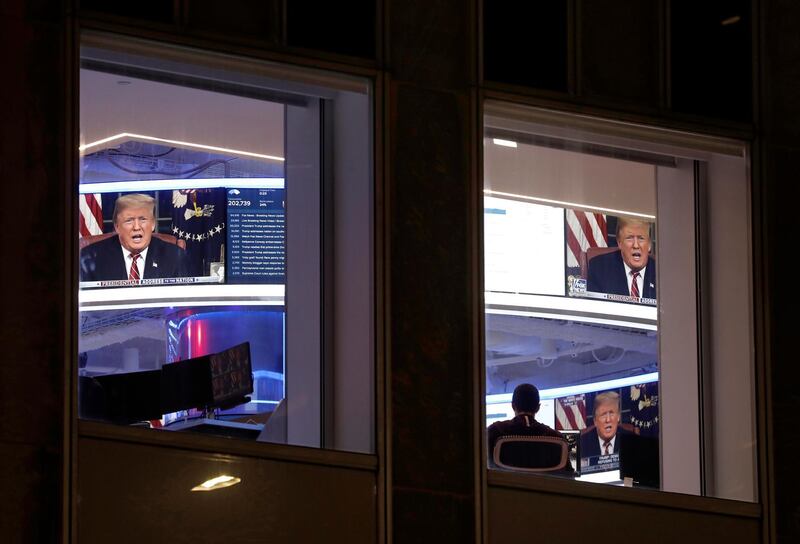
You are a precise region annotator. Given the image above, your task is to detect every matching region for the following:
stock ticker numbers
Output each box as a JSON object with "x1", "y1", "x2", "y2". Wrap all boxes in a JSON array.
[{"x1": 226, "y1": 188, "x2": 286, "y2": 284}]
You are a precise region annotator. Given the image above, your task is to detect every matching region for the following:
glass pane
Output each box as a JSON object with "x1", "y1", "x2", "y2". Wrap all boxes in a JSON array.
[
  {"x1": 78, "y1": 36, "x2": 374, "y2": 453},
  {"x1": 483, "y1": 104, "x2": 755, "y2": 500},
  {"x1": 483, "y1": 1, "x2": 568, "y2": 91},
  {"x1": 671, "y1": 0, "x2": 753, "y2": 121}
]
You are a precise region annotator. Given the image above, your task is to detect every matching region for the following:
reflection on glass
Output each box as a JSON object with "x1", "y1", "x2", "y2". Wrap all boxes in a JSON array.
[
  {"x1": 78, "y1": 51, "x2": 288, "y2": 441},
  {"x1": 77, "y1": 38, "x2": 374, "y2": 454},
  {"x1": 483, "y1": 105, "x2": 756, "y2": 501},
  {"x1": 191, "y1": 475, "x2": 242, "y2": 492},
  {"x1": 484, "y1": 122, "x2": 660, "y2": 487}
]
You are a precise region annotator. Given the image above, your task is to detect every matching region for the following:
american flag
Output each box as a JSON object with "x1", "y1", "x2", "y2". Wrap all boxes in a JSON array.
[
  {"x1": 555, "y1": 394, "x2": 587, "y2": 431},
  {"x1": 79, "y1": 193, "x2": 104, "y2": 237},
  {"x1": 565, "y1": 210, "x2": 608, "y2": 268}
]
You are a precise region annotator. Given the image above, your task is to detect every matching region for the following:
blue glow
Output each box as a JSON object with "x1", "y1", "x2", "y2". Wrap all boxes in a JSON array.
[
  {"x1": 486, "y1": 372, "x2": 659, "y2": 404},
  {"x1": 79, "y1": 177, "x2": 284, "y2": 193}
]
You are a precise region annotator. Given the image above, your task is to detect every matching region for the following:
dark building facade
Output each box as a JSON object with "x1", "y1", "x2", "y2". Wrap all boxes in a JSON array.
[{"x1": 1, "y1": 1, "x2": 798, "y2": 542}]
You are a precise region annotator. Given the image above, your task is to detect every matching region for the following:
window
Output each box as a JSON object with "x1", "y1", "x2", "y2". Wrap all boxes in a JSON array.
[
  {"x1": 483, "y1": 101, "x2": 755, "y2": 500},
  {"x1": 77, "y1": 34, "x2": 374, "y2": 454}
]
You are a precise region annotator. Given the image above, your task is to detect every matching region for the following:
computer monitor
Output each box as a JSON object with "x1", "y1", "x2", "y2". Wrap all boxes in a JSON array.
[
  {"x1": 558, "y1": 429, "x2": 580, "y2": 473},
  {"x1": 84, "y1": 341, "x2": 254, "y2": 424},
  {"x1": 619, "y1": 432, "x2": 660, "y2": 488},
  {"x1": 209, "y1": 341, "x2": 254, "y2": 407},
  {"x1": 82, "y1": 369, "x2": 163, "y2": 424},
  {"x1": 161, "y1": 341, "x2": 253, "y2": 414}
]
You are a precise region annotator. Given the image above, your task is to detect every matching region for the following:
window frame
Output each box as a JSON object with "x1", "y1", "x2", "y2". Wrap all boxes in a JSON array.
[
  {"x1": 480, "y1": 99, "x2": 758, "y2": 506},
  {"x1": 73, "y1": 30, "x2": 380, "y2": 464}
]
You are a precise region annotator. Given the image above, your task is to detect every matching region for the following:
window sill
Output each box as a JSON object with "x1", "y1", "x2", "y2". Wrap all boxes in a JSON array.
[
  {"x1": 487, "y1": 468, "x2": 760, "y2": 519},
  {"x1": 78, "y1": 420, "x2": 378, "y2": 472}
]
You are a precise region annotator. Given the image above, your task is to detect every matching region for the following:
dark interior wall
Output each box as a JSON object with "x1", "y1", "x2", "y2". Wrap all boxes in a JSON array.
[
  {"x1": 387, "y1": 1, "x2": 479, "y2": 542},
  {"x1": 760, "y1": 1, "x2": 800, "y2": 542},
  {"x1": 0, "y1": 2, "x2": 69, "y2": 542}
]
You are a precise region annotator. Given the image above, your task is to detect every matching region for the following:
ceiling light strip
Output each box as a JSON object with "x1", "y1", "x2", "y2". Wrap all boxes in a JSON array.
[
  {"x1": 80, "y1": 132, "x2": 284, "y2": 161},
  {"x1": 484, "y1": 189, "x2": 656, "y2": 219},
  {"x1": 79, "y1": 177, "x2": 284, "y2": 194}
]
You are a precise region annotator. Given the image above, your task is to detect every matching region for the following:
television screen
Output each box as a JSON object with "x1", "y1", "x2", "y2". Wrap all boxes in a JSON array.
[
  {"x1": 79, "y1": 179, "x2": 284, "y2": 289},
  {"x1": 559, "y1": 380, "x2": 659, "y2": 476},
  {"x1": 484, "y1": 196, "x2": 656, "y2": 306}
]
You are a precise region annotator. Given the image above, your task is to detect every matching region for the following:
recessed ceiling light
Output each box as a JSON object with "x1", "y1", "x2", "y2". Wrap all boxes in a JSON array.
[
  {"x1": 79, "y1": 132, "x2": 284, "y2": 162},
  {"x1": 492, "y1": 138, "x2": 518, "y2": 148}
]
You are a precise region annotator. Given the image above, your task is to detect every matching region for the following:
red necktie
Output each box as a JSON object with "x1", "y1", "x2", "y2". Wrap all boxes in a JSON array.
[
  {"x1": 630, "y1": 271, "x2": 640, "y2": 299},
  {"x1": 129, "y1": 253, "x2": 141, "y2": 281}
]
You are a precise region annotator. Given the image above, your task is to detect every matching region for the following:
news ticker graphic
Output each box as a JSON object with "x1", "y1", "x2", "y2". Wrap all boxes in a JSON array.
[
  {"x1": 80, "y1": 275, "x2": 222, "y2": 289},
  {"x1": 568, "y1": 277, "x2": 656, "y2": 306},
  {"x1": 226, "y1": 187, "x2": 285, "y2": 285},
  {"x1": 586, "y1": 291, "x2": 658, "y2": 306}
]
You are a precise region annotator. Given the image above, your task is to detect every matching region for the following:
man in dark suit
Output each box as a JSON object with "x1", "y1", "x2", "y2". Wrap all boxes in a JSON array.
[
  {"x1": 587, "y1": 216, "x2": 656, "y2": 300},
  {"x1": 487, "y1": 383, "x2": 573, "y2": 474},
  {"x1": 580, "y1": 390, "x2": 631, "y2": 458},
  {"x1": 487, "y1": 383, "x2": 563, "y2": 457},
  {"x1": 80, "y1": 193, "x2": 189, "y2": 282}
]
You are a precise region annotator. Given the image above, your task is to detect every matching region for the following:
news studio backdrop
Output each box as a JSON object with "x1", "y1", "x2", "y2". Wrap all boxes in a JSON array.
[{"x1": 78, "y1": 135, "x2": 287, "y2": 423}]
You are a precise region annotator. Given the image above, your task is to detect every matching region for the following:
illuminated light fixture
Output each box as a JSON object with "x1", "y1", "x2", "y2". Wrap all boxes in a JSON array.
[
  {"x1": 79, "y1": 177, "x2": 284, "y2": 195},
  {"x1": 492, "y1": 138, "x2": 518, "y2": 148},
  {"x1": 483, "y1": 189, "x2": 656, "y2": 220},
  {"x1": 79, "y1": 132, "x2": 284, "y2": 162},
  {"x1": 721, "y1": 15, "x2": 741, "y2": 26},
  {"x1": 191, "y1": 475, "x2": 242, "y2": 492}
]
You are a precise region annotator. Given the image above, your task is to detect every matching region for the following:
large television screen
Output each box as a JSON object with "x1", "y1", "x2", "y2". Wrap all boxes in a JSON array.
[
  {"x1": 79, "y1": 179, "x2": 285, "y2": 289},
  {"x1": 484, "y1": 196, "x2": 657, "y2": 306},
  {"x1": 554, "y1": 379, "x2": 659, "y2": 477}
]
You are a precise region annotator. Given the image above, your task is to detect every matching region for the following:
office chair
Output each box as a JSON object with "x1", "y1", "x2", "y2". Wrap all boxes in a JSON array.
[{"x1": 492, "y1": 435, "x2": 570, "y2": 472}]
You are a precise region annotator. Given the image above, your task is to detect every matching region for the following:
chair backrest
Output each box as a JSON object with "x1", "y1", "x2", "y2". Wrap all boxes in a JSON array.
[
  {"x1": 493, "y1": 435, "x2": 569, "y2": 472},
  {"x1": 79, "y1": 232, "x2": 187, "y2": 250},
  {"x1": 579, "y1": 246, "x2": 620, "y2": 278}
]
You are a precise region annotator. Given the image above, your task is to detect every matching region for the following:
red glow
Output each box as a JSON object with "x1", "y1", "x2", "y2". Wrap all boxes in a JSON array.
[{"x1": 191, "y1": 318, "x2": 210, "y2": 356}]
